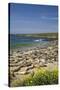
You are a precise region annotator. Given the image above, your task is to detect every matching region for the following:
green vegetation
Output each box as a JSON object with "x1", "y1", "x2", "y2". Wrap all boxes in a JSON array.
[
  {"x1": 10, "y1": 43, "x2": 35, "y2": 49},
  {"x1": 10, "y1": 42, "x2": 47, "y2": 49},
  {"x1": 16, "y1": 32, "x2": 58, "y2": 40},
  {"x1": 15, "y1": 43, "x2": 34, "y2": 47},
  {"x1": 11, "y1": 68, "x2": 58, "y2": 87}
]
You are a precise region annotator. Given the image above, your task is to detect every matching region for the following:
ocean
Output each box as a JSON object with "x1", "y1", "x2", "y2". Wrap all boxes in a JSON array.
[{"x1": 10, "y1": 34, "x2": 49, "y2": 49}]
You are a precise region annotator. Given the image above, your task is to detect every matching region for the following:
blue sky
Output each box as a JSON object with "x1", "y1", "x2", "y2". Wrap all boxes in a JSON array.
[{"x1": 10, "y1": 3, "x2": 58, "y2": 34}]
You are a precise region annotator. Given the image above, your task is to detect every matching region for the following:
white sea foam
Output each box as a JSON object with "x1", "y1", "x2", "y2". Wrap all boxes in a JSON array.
[{"x1": 34, "y1": 39, "x2": 42, "y2": 42}]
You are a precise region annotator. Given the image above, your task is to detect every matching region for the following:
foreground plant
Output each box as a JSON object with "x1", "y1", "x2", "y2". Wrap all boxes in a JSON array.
[{"x1": 11, "y1": 67, "x2": 58, "y2": 87}]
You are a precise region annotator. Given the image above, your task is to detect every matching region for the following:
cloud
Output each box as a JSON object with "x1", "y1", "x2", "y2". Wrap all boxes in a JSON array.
[{"x1": 41, "y1": 16, "x2": 58, "y2": 20}]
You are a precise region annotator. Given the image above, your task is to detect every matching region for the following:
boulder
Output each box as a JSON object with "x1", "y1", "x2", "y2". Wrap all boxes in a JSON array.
[
  {"x1": 26, "y1": 60, "x2": 32, "y2": 66},
  {"x1": 17, "y1": 71, "x2": 27, "y2": 75},
  {"x1": 40, "y1": 58, "x2": 46, "y2": 63}
]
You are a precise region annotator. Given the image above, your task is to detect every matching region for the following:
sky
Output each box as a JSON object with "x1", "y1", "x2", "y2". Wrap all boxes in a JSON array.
[{"x1": 9, "y1": 3, "x2": 58, "y2": 34}]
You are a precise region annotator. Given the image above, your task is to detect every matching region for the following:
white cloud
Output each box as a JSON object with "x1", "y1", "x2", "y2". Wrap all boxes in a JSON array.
[{"x1": 41, "y1": 16, "x2": 58, "y2": 20}]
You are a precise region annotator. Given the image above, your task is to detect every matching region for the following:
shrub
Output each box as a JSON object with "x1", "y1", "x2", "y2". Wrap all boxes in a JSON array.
[
  {"x1": 11, "y1": 68, "x2": 58, "y2": 87},
  {"x1": 32, "y1": 68, "x2": 58, "y2": 85}
]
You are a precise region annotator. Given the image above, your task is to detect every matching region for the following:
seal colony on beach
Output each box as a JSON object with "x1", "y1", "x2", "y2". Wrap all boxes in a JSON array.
[{"x1": 9, "y1": 40, "x2": 58, "y2": 86}]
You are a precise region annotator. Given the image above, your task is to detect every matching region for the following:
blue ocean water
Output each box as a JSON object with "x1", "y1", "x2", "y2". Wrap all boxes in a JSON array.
[{"x1": 10, "y1": 34, "x2": 49, "y2": 48}]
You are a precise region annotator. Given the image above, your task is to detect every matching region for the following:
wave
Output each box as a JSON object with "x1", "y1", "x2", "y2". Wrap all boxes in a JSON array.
[{"x1": 34, "y1": 39, "x2": 42, "y2": 42}]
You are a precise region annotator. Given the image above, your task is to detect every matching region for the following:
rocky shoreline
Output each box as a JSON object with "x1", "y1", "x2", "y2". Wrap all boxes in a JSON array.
[{"x1": 9, "y1": 40, "x2": 58, "y2": 86}]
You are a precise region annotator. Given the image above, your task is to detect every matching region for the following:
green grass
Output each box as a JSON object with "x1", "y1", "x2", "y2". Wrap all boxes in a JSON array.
[
  {"x1": 10, "y1": 42, "x2": 48, "y2": 49},
  {"x1": 16, "y1": 32, "x2": 58, "y2": 40},
  {"x1": 15, "y1": 43, "x2": 34, "y2": 47},
  {"x1": 11, "y1": 68, "x2": 58, "y2": 87},
  {"x1": 10, "y1": 43, "x2": 35, "y2": 49}
]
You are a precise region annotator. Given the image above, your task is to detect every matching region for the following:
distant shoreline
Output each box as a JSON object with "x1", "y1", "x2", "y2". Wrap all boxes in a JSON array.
[
  {"x1": 9, "y1": 32, "x2": 58, "y2": 50},
  {"x1": 9, "y1": 32, "x2": 58, "y2": 40}
]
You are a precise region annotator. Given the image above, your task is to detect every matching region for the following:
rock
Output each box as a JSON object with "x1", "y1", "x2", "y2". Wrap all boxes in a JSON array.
[
  {"x1": 48, "y1": 60, "x2": 53, "y2": 63},
  {"x1": 10, "y1": 56, "x2": 14, "y2": 59},
  {"x1": 10, "y1": 59, "x2": 15, "y2": 62},
  {"x1": 25, "y1": 57, "x2": 31, "y2": 60},
  {"x1": 31, "y1": 54, "x2": 37, "y2": 59},
  {"x1": 51, "y1": 58, "x2": 55, "y2": 61},
  {"x1": 26, "y1": 60, "x2": 32, "y2": 66},
  {"x1": 27, "y1": 65, "x2": 34, "y2": 70},
  {"x1": 9, "y1": 71, "x2": 15, "y2": 82},
  {"x1": 23, "y1": 51, "x2": 32, "y2": 55},
  {"x1": 48, "y1": 46, "x2": 53, "y2": 50},
  {"x1": 54, "y1": 57, "x2": 58, "y2": 61},
  {"x1": 17, "y1": 66, "x2": 33, "y2": 75},
  {"x1": 17, "y1": 71, "x2": 27, "y2": 75},
  {"x1": 16, "y1": 50, "x2": 20, "y2": 53},
  {"x1": 10, "y1": 66, "x2": 20, "y2": 72},
  {"x1": 34, "y1": 64, "x2": 40, "y2": 68},
  {"x1": 44, "y1": 50, "x2": 48, "y2": 55},
  {"x1": 17, "y1": 55, "x2": 22, "y2": 58},
  {"x1": 40, "y1": 58, "x2": 46, "y2": 63},
  {"x1": 34, "y1": 58, "x2": 40, "y2": 63},
  {"x1": 39, "y1": 62, "x2": 47, "y2": 67},
  {"x1": 20, "y1": 67, "x2": 28, "y2": 72},
  {"x1": 17, "y1": 58, "x2": 23, "y2": 62}
]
